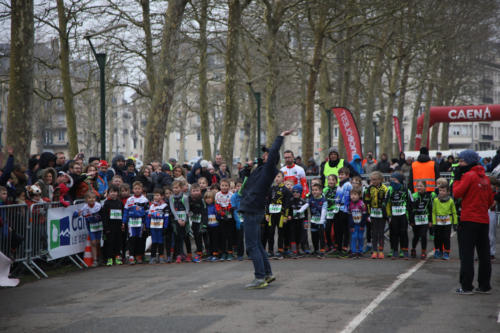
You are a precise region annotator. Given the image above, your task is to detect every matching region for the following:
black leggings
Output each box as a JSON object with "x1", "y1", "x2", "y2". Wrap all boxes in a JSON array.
[
  {"x1": 192, "y1": 223, "x2": 209, "y2": 255},
  {"x1": 390, "y1": 215, "x2": 408, "y2": 252},
  {"x1": 412, "y1": 224, "x2": 428, "y2": 250},
  {"x1": 325, "y1": 218, "x2": 335, "y2": 248},
  {"x1": 208, "y1": 226, "x2": 221, "y2": 256},
  {"x1": 220, "y1": 219, "x2": 236, "y2": 253},
  {"x1": 151, "y1": 243, "x2": 164, "y2": 257},
  {"x1": 434, "y1": 225, "x2": 451, "y2": 252},
  {"x1": 311, "y1": 224, "x2": 325, "y2": 252},
  {"x1": 104, "y1": 223, "x2": 122, "y2": 259},
  {"x1": 128, "y1": 236, "x2": 143, "y2": 257},
  {"x1": 334, "y1": 211, "x2": 349, "y2": 251},
  {"x1": 173, "y1": 223, "x2": 186, "y2": 257}
]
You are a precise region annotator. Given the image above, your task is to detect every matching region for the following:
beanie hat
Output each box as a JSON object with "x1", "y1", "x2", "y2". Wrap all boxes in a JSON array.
[
  {"x1": 200, "y1": 160, "x2": 209, "y2": 168},
  {"x1": 328, "y1": 147, "x2": 339, "y2": 155},
  {"x1": 125, "y1": 159, "x2": 135, "y2": 167},
  {"x1": 162, "y1": 163, "x2": 172, "y2": 171},
  {"x1": 391, "y1": 172, "x2": 404, "y2": 184},
  {"x1": 458, "y1": 149, "x2": 480, "y2": 165},
  {"x1": 292, "y1": 184, "x2": 303, "y2": 193},
  {"x1": 98, "y1": 160, "x2": 109, "y2": 168},
  {"x1": 419, "y1": 147, "x2": 429, "y2": 155}
]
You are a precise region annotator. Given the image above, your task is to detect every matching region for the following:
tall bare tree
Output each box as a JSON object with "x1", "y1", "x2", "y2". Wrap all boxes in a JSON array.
[{"x1": 7, "y1": 0, "x2": 34, "y2": 162}]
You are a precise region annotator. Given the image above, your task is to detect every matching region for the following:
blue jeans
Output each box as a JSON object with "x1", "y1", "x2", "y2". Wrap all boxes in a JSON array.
[
  {"x1": 243, "y1": 212, "x2": 272, "y2": 279},
  {"x1": 350, "y1": 224, "x2": 364, "y2": 254}
]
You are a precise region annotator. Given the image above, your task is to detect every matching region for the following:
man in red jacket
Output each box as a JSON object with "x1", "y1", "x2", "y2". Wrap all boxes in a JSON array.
[{"x1": 453, "y1": 149, "x2": 493, "y2": 295}]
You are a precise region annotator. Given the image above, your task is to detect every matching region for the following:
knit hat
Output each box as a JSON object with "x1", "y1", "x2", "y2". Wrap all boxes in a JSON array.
[
  {"x1": 458, "y1": 149, "x2": 480, "y2": 165},
  {"x1": 125, "y1": 159, "x2": 135, "y2": 167},
  {"x1": 161, "y1": 163, "x2": 172, "y2": 171},
  {"x1": 292, "y1": 184, "x2": 303, "y2": 194},
  {"x1": 98, "y1": 160, "x2": 109, "y2": 168},
  {"x1": 200, "y1": 160, "x2": 209, "y2": 168},
  {"x1": 88, "y1": 157, "x2": 100, "y2": 165},
  {"x1": 419, "y1": 146, "x2": 429, "y2": 155},
  {"x1": 328, "y1": 147, "x2": 339, "y2": 155},
  {"x1": 391, "y1": 172, "x2": 404, "y2": 184}
]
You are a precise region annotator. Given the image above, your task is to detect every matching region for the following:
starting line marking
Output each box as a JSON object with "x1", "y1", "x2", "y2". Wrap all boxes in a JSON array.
[{"x1": 341, "y1": 232, "x2": 457, "y2": 333}]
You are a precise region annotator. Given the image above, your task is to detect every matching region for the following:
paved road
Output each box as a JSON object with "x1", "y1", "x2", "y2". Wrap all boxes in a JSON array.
[{"x1": 1, "y1": 231, "x2": 499, "y2": 333}]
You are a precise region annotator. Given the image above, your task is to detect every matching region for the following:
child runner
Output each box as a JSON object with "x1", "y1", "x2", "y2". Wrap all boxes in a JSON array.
[
  {"x1": 231, "y1": 180, "x2": 245, "y2": 260},
  {"x1": 385, "y1": 172, "x2": 413, "y2": 259},
  {"x1": 334, "y1": 167, "x2": 353, "y2": 257},
  {"x1": 76, "y1": 192, "x2": 102, "y2": 267},
  {"x1": 215, "y1": 179, "x2": 234, "y2": 261},
  {"x1": 364, "y1": 171, "x2": 388, "y2": 259},
  {"x1": 102, "y1": 185, "x2": 124, "y2": 266},
  {"x1": 289, "y1": 184, "x2": 306, "y2": 258},
  {"x1": 265, "y1": 171, "x2": 291, "y2": 259},
  {"x1": 189, "y1": 183, "x2": 205, "y2": 263},
  {"x1": 298, "y1": 183, "x2": 327, "y2": 258},
  {"x1": 169, "y1": 180, "x2": 191, "y2": 263},
  {"x1": 432, "y1": 183, "x2": 457, "y2": 260},
  {"x1": 323, "y1": 174, "x2": 338, "y2": 253},
  {"x1": 123, "y1": 181, "x2": 149, "y2": 264},
  {"x1": 204, "y1": 191, "x2": 221, "y2": 261},
  {"x1": 348, "y1": 187, "x2": 367, "y2": 258},
  {"x1": 410, "y1": 180, "x2": 434, "y2": 259},
  {"x1": 146, "y1": 188, "x2": 170, "y2": 264}
]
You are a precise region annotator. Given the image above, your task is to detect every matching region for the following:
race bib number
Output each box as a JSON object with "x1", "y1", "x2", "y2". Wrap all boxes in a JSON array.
[
  {"x1": 293, "y1": 209, "x2": 304, "y2": 218},
  {"x1": 191, "y1": 214, "x2": 202, "y2": 223},
  {"x1": 110, "y1": 209, "x2": 122, "y2": 220},
  {"x1": 370, "y1": 208, "x2": 383, "y2": 218},
  {"x1": 436, "y1": 215, "x2": 451, "y2": 225},
  {"x1": 392, "y1": 206, "x2": 406, "y2": 216},
  {"x1": 415, "y1": 214, "x2": 428, "y2": 225},
  {"x1": 207, "y1": 214, "x2": 218, "y2": 226},
  {"x1": 269, "y1": 204, "x2": 282, "y2": 214},
  {"x1": 352, "y1": 211, "x2": 362, "y2": 224},
  {"x1": 150, "y1": 218, "x2": 164, "y2": 228},
  {"x1": 310, "y1": 215, "x2": 322, "y2": 224},
  {"x1": 326, "y1": 211, "x2": 336, "y2": 220},
  {"x1": 129, "y1": 217, "x2": 142, "y2": 228},
  {"x1": 176, "y1": 210, "x2": 187, "y2": 221},
  {"x1": 89, "y1": 221, "x2": 103, "y2": 232}
]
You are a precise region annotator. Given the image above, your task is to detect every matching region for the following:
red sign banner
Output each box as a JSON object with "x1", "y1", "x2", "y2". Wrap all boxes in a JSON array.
[
  {"x1": 393, "y1": 116, "x2": 402, "y2": 152},
  {"x1": 332, "y1": 107, "x2": 363, "y2": 162},
  {"x1": 415, "y1": 104, "x2": 500, "y2": 150}
]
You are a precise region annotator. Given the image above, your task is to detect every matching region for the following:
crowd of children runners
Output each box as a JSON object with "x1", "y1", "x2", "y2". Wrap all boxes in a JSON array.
[{"x1": 1, "y1": 149, "x2": 498, "y2": 268}]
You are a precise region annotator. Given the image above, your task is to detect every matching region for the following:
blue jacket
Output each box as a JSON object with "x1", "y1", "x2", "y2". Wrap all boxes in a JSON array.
[
  {"x1": 97, "y1": 172, "x2": 108, "y2": 196},
  {"x1": 239, "y1": 136, "x2": 284, "y2": 214},
  {"x1": 337, "y1": 179, "x2": 353, "y2": 213},
  {"x1": 351, "y1": 154, "x2": 363, "y2": 175},
  {"x1": 231, "y1": 192, "x2": 242, "y2": 229}
]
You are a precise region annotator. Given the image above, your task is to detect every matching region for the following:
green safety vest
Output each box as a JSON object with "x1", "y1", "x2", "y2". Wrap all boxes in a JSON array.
[
  {"x1": 450, "y1": 162, "x2": 459, "y2": 186},
  {"x1": 323, "y1": 159, "x2": 344, "y2": 186}
]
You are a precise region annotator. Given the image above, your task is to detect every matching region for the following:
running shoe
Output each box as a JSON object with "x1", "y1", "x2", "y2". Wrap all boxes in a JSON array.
[
  {"x1": 378, "y1": 252, "x2": 385, "y2": 259},
  {"x1": 106, "y1": 258, "x2": 113, "y2": 266},
  {"x1": 245, "y1": 279, "x2": 268, "y2": 289},
  {"x1": 434, "y1": 250, "x2": 442, "y2": 259},
  {"x1": 442, "y1": 252, "x2": 450, "y2": 260},
  {"x1": 128, "y1": 256, "x2": 136, "y2": 265},
  {"x1": 371, "y1": 252, "x2": 378, "y2": 259},
  {"x1": 456, "y1": 288, "x2": 473, "y2": 295},
  {"x1": 115, "y1": 257, "x2": 123, "y2": 265},
  {"x1": 175, "y1": 255, "x2": 182, "y2": 264},
  {"x1": 192, "y1": 255, "x2": 201, "y2": 263}
]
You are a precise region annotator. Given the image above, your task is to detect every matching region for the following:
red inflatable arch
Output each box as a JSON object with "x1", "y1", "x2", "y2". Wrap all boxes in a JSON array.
[{"x1": 415, "y1": 104, "x2": 500, "y2": 150}]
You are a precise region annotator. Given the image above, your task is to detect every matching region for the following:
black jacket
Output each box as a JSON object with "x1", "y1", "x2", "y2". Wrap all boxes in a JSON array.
[{"x1": 239, "y1": 136, "x2": 283, "y2": 214}]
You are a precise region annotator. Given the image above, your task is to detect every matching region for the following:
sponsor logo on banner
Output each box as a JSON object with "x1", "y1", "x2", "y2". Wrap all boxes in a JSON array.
[
  {"x1": 333, "y1": 107, "x2": 363, "y2": 161},
  {"x1": 49, "y1": 217, "x2": 70, "y2": 249},
  {"x1": 47, "y1": 204, "x2": 88, "y2": 260},
  {"x1": 448, "y1": 107, "x2": 491, "y2": 120}
]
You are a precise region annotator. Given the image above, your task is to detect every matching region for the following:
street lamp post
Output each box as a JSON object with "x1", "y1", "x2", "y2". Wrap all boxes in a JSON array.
[
  {"x1": 84, "y1": 24, "x2": 125, "y2": 160},
  {"x1": 325, "y1": 108, "x2": 332, "y2": 148}
]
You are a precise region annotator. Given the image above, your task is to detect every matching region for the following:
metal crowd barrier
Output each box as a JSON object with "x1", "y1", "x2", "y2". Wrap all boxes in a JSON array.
[{"x1": 0, "y1": 204, "x2": 30, "y2": 272}]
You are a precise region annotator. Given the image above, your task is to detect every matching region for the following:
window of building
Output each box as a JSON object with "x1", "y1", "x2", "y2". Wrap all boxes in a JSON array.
[
  {"x1": 58, "y1": 130, "x2": 65, "y2": 141},
  {"x1": 334, "y1": 127, "x2": 338, "y2": 138},
  {"x1": 197, "y1": 130, "x2": 201, "y2": 141},
  {"x1": 44, "y1": 130, "x2": 53, "y2": 145},
  {"x1": 197, "y1": 149, "x2": 203, "y2": 157}
]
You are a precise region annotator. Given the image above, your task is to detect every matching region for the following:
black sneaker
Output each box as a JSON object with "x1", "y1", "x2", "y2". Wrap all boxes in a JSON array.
[
  {"x1": 456, "y1": 288, "x2": 474, "y2": 295},
  {"x1": 274, "y1": 252, "x2": 284, "y2": 260},
  {"x1": 473, "y1": 288, "x2": 492, "y2": 294}
]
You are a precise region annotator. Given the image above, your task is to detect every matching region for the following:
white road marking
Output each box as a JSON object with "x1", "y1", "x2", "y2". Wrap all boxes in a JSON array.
[
  {"x1": 340, "y1": 249, "x2": 435, "y2": 333},
  {"x1": 342, "y1": 231, "x2": 458, "y2": 332}
]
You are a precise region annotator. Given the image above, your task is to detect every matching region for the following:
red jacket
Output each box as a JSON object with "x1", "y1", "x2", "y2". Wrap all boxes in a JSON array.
[{"x1": 453, "y1": 165, "x2": 493, "y2": 224}]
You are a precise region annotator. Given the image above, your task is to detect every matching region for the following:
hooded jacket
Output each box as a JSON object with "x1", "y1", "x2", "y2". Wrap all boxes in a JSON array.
[
  {"x1": 239, "y1": 136, "x2": 283, "y2": 214},
  {"x1": 350, "y1": 154, "x2": 363, "y2": 175},
  {"x1": 452, "y1": 165, "x2": 493, "y2": 223}
]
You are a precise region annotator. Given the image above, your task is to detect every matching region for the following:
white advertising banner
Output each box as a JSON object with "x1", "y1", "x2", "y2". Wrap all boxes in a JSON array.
[{"x1": 47, "y1": 204, "x2": 87, "y2": 260}]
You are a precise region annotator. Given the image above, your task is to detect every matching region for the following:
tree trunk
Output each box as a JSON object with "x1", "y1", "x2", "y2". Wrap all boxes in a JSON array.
[
  {"x1": 363, "y1": 35, "x2": 387, "y2": 156},
  {"x1": 395, "y1": 55, "x2": 410, "y2": 154},
  {"x1": 198, "y1": 0, "x2": 212, "y2": 159},
  {"x1": 409, "y1": 81, "x2": 425, "y2": 151},
  {"x1": 319, "y1": 61, "x2": 332, "y2": 161},
  {"x1": 7, "y1": 0, "x2": 34, "y2": 162},
  {"x1": 143, "y1": 0, "x2": 187, "y2": 163},
  {"x1": 56, "y1": 0, "x2": 79, "y2": 157},
  {"x1": 220, "y1": 0, "x2": 244, "y2": 166},
  {"x1": 303, "y1": 11, "x2": 325, "y2": 162},
  {"x1": 381, "y1": 55, "x2": 402, "y2": 157},
  {"x1": 420, "y1": 55, "x2": 439, "y2": 148},
  {"x1": 140, "y1": 0, "x2": 155, "y2": 96}
]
